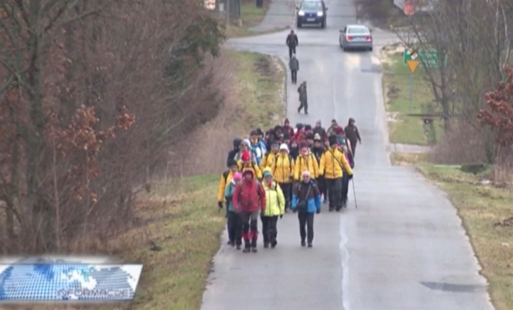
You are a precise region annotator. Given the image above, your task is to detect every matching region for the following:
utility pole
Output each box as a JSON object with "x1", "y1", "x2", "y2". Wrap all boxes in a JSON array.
[{"x1": 226, "y1": 0, "x2": 230, "y2": 25}]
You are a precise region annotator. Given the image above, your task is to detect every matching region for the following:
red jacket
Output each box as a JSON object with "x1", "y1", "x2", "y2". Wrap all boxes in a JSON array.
[{"x1": 233, "y1": 174, "x2": 266, "y2": 213}]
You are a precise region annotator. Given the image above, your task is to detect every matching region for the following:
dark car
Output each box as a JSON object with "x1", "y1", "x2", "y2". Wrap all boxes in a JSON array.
[{"x1": 296, "y1": 0, "x2": 328, "y2": 29}]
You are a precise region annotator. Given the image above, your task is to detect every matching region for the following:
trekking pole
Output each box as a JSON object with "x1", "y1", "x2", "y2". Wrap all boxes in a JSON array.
[{"x1": 352, "y1": 178, "x2": 358, "y2": 209}]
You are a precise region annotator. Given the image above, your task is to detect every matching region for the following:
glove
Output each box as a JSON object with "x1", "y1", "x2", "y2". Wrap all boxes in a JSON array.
[
  {"x1": 316, "y1": 209, "x2": 321, "y2": 214},
  {"x1": 218, "y1": 201, "x2": 223, "y2": 209},
  {"x1": 348, "y1": 174, "x2": 353, "y2": 180},
  {"x1": 280, "y1": 214, "x2": 283, "y2": 219}
]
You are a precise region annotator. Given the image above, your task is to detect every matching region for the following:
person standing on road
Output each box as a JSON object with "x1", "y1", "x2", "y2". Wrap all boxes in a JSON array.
[
  {"x1": 344, "y1": 117, "x2": 361, "y2": 158},
  {"x1": 233, "y1": 168, "x2": 266, "y2": 253},
  {"x1": 340, "y1": 145, "x2": 353, "y2": 208},
  {"x1": 297, "y1": 81, "x2": 308, "y2": 114},
  {"x1": 286, "y1": 30, "x2": 299, "y2": 59},
  {"x1": 224, "y1": 172, "x2": 243, "y2": 249},
  {"x1": 289, "y1": 54, "x2": 299, "y2": 84},
  {"x1": 217, "y1": 159, "x2": 240, "y2": 245},
  {"x1": 261, "y1": 168, "x2": 285, "y2": 248},
  {"x1": 311, "y1": 134, "x2": 326, "y2": 202},
  {"x1": 319, "y1": 135, "x2": 353, "y2": 212},
  {"x1": 291, "y1": 170, "x2": 321, "y2": 247},
  {"x1": 293, "y1": 143, "x2": 319, "y2": 182}
]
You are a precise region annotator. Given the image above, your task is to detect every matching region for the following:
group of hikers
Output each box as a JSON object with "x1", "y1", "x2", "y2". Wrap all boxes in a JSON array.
[{"x1": 217, "y1": 118, "x2": 362, "y2": 252}]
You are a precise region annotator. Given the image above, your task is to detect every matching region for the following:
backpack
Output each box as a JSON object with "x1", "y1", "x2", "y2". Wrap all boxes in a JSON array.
[
  {"x1": 274, "y1": 154, "x2": 293, "y2": 167},
  {"x1": 222, "y1": 171, "x2": 230, "y2": 184}
]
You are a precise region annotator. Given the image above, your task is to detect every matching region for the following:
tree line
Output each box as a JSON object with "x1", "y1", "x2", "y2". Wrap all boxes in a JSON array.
[{"x1": 0, "y1": 0, "x2": 226, "y2": 253}]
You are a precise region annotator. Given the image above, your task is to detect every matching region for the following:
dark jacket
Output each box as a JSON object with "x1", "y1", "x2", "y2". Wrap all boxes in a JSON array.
[
  {"x1": 313, "y1": 127, "x2": 327, "y2": 140},
  {"x1": 226, "y1": 138, "x2": 242, "y2": 167},
  {"x1": 286, "y1": 33, "x2": 298, "y2": 47},
  {"x1": 291, "y1": 180, "x2": 321, "y2": 213},
  {"x1": 289, "y1": 57, "x2": 299, "y2": 70},
  {"x1": 344, "y1": 124, "x2": 361, "y2": 143},
  {"x1": 311, "y1": 146, "x2": 325, "y2": 164}
]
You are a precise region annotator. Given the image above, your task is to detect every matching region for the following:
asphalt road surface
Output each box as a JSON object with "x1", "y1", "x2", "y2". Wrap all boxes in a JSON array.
[{"x1": 201, "y1": 0, "x2": 494, "y2": 309}]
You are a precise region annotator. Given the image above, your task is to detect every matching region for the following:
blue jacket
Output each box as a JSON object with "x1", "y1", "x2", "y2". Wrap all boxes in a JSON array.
[
  {"x1": 224, "y1": 181, "x2": 237, "y2": 212},
  {"x1": 291, "y1": 180, "x2": 321, "y2": 213}
]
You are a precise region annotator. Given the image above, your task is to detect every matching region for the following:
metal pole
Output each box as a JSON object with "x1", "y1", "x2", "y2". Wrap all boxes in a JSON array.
[{"x1": 409, "y1": 72, "x2": 413, "y2": 112}]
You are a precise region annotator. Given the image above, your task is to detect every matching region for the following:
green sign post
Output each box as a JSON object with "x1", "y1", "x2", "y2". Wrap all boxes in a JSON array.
[{"x1": 418, "y1": 49, "x2": 447, "y2": 68}]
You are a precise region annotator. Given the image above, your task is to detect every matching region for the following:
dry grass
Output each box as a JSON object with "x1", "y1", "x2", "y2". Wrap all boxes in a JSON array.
[
  {"x1": 382, "y1": 49, "x2": 444, "y2": 145},
  {"x1": 389, "y1": 152, "x2": 429, "y2": 166},
  {"x1": 417, "y1": 164, "x2": 513, "y2": 310}
]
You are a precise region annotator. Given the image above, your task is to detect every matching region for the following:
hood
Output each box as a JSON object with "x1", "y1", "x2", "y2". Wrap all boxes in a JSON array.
[
  {"x1": 242, "y1": 168, "x2": 255, "y2": 180},
  {"x1": 233, "y1": 138, "x2": 242, "y2": 150}
]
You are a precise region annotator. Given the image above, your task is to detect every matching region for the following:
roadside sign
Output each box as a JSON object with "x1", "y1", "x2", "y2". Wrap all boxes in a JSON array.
[
  {"x1": 418, "y1": 49, "x2": 448, "y2": 68},
  {"x1": 403, "y1": 48, "x2": 418, "y2": 64},
  {"x1": 403, "y1": 0, "x2": 415, "y2": 16},
  {"x1": 406, "y1": 60, "x2": 420, "y2": 73}
]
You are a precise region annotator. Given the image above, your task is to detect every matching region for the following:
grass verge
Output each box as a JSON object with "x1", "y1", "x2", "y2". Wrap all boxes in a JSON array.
[
  {"x1": 389, "y1": 152, "x2": 429, "y2": 166},
  {"x1": 382, "y1": 52, "x2": 444, "y2": 145},
  {"x1": 417, "y1": 164, "x2": 513, "y2": 310},
  {"x1": 224, "y1": 0, "x2": 289, "y2": 38},
  {"x1": 224, "y1": 49, "x2": 285, "y2": 129}
]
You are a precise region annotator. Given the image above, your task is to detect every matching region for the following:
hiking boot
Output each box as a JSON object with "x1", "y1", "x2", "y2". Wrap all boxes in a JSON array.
[
  {"x1": 243, "y1": 247, "x2": 251, "y2": 253},
  {"x1": 264, "y1": 242, "x2": 269, "y2": 248},
  {"x1": 236, "y1": 245, "x2": 241, "y2": 250},
  {"x1": 301, "y1": 241, "x2": 306, "y2": 247},
  {"x1": 297, "y1": 107, "x2": 301, "y2": 113},
  {"x1": 271, "y1": 240, "x2": 277, "y2": 248},
  {"x1": 336, "y1": 207, "x2": 341, "y2": 212},
  {"x1": 227, "y1": 241, "x2": 232, "y2": 245},
  {"x1": 308, "y1": 243, "x2": 313, "y2": 248},
  {"x1": 329, "y1": 207, "x2": 334, "y2": 212},
  {"x1": 252, "y1": 247, "x2": 258, "y2": 253}
]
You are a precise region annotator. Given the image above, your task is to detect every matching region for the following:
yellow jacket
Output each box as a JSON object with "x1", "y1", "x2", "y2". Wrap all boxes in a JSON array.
[
  {"x1": 260, "y1": 152, "x2": 278, "y2": 169},
  {"x1": 319, "y1": 147, "x2": 353, "y2": 179},
  {"x1": 262, "y1": 181, "x2": 285, "y2": 216},
  {"x1": 217, "y1": 170, "x2": 234, "y2": 202},
  {"x1": 237, "y1": 160, "x2": 263, "y2": 179},
  {"x1": 271, "y1": 153, "x2": 294, "y2": 183},
  {"x1": 294, "y1": 153, "x2": 319, "y2": 180}
]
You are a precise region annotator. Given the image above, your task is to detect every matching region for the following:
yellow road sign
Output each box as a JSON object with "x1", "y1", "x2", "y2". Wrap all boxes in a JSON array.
[{"x1": 406, "y1": 59, "x2": 420, "y2": 73}]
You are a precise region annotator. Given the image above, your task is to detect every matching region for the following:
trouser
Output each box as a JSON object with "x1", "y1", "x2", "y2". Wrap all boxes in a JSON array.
[
  {"x1": 317, "y1": 176, "x2": 326, "y2": 196},
  {"x1": 349, "y1": 139, "x2": 357, "y2": 158},
  {"x1": 278, "y1": 182, "x2": 292, "y2": 210},
  {"x1": 261, "y1": 215, "x2": 278, "y2": 245},
  {"x1": 239, "y1": 210, "x2": 259, "y2": 248},
  {"x1": 341, "y1": 174, "x2": 349, "y2": 207},
  {"x1": 288, "y1": 46, "x2": 296, "y2": 58},
  {"x1": 227, "y1": 211, "x2": 242, "y2": 245},
  {"x1": 326, "y1": 177, "x2": 342, "y2": 209},
  {"x1": 298, "y1": 99, "x2": 308, "y2": 113},
  {"x1": 298, "y1": 212, "x2": 314, "y2": 243},
  {"x1": 291, "y1": 69, "x2": 297, "y2": 83}
]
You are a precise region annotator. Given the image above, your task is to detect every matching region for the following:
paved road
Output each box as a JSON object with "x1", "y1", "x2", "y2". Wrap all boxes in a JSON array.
[{"x1": 201, "y1": 0, "x2": 494, "y2": 309}]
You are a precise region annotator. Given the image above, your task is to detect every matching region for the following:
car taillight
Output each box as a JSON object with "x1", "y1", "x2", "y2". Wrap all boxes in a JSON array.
[
  {"x1": 346, "y1": 36, "x2": 352, "y2": 41},
  {"x1": 366, "y1": 36, "x2": 371, "y2": 41}
]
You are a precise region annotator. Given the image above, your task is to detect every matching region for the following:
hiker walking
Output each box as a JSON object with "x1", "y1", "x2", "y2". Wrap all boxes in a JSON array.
[
  {"x1": 293, "y1": 143, "x2": 319, "y2": 181},
  {"x1": 272, "y1": 143, "x2": 295, "y2": 212},
  {"x1": 311, "y1": 134, "x2": 326, "y2": 201},
  {"x1": 319, "y1": 135, "x2": 353, "y2": 212},
  {"x1": 237, "y1": 150, "x2": 263, "y2": 180},
  {"x1": 289, "y1": 54, "x2": 299, "y2": 84},
  {"x1": 233, "y1": 168, "x2": 266, "y2": 253},
  {"x1": 260, "y1": 140, "x2": 280, "y2": 169},
  {"x1": 313, "y1": 121, "x2": 327, "y2": 140},
  {"x1": 297, "y1": 81, "x2": 308, "y2": 114},
  {"x1": 286, "y1": 30, "x2": 299, "y2": 59},
  {"x1": 261, "y1": 168, "x2": 285, "y2": 248},
  {"x1": 224, "y1": 172, "x2": 243, "y2": 249},
  {"x1": 291, "y1": 170, "x2": 321, "y2": 247},
  {"x1": 217, "y1": 159, "x2": 240, "y2": 245},
  {"x1": 344, "y1": 117, "x2": 361, "y2": 158},
  {"x1": 340, "y1": 145, "x2": 354, "y2": 208}
]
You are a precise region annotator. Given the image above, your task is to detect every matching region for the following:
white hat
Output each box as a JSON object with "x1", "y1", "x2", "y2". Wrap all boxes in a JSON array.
[{"x1": 279, "y1": 143, "x2": 289, "y2": 152}]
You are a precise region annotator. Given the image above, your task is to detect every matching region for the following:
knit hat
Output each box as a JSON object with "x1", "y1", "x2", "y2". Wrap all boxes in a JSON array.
[
  {"x1": 279, "y1": 143, "x2": 289, "y2": 152},
  {"x1": 305, "y1": 125, "x2": 312, "y2": 131},
  {"x1": 241, "y1": 150, "x2": 251, "y2": 162},
  {"x1": 233, "y1": 172, "x2": 242, "y2": 181},
  {"x1": 263, "y1": 167, "x2": 272, "y2": 178},
  {"x1": 242, "y1": 138, "x2": 251, "y2": 146},
  {"x1": 314, "y1": 133, "x2": 321, "y2": 141},
  {"x1": 329, "y1": 135, "x2": 337, "y2": 146},
  {"x1": 335, "y1": 126, "x2": 344, "y2": 135}
]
